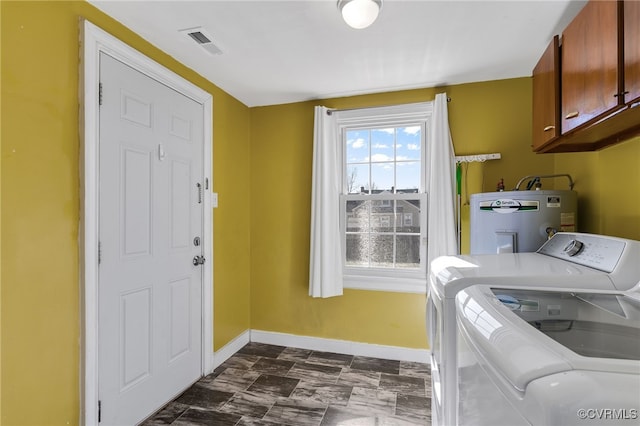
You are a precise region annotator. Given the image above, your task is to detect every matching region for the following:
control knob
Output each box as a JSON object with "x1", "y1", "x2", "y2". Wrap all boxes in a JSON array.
[{"x1": 563, "y1": 239, "x2": 584, "y2": 257}]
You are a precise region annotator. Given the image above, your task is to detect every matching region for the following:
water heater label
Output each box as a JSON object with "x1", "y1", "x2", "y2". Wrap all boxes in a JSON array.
[
  {"x1": 547, "y1": 196, "x2": 561, "y2": 208},
  {"x1": 479, "y1": 199, "x2": 539, "y2": 213},
  {"x1": 560, "y1": 212, "x2": 576, "y2": 232}
]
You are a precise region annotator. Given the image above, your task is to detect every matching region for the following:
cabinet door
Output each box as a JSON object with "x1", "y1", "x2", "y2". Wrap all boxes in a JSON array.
[
  {"x1": 532, "y1": 36, "x2": 560, "y2": 151},
  {"x1": 625, "y1": 0, "x2": 640, "y2": 104},
  {"x1": 561, "y1": 0, "x2": 621, "y2": 134}
]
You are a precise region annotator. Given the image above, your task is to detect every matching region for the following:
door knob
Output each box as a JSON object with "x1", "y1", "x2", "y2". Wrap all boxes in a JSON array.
[{"x1": 192, "y1": 255, "x2": 206, "y2": 266}]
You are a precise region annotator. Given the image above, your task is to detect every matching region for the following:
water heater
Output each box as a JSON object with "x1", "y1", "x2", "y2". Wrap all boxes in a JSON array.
[{"x1": 470, "y1": 188, "x2": 577, "y2": 254}]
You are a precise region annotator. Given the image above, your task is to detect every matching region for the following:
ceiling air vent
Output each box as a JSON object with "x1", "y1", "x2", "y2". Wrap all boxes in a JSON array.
[{"x1": 179, "y1": 27, "x2": 223, "y2": 56}]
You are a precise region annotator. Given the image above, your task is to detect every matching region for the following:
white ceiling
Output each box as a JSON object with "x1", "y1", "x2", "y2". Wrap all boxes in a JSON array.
[{"x1": 88, "y1": 0, "x2": 587, "y2": 107}]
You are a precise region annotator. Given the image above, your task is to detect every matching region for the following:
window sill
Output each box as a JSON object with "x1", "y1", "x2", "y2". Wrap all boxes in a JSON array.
[{"x1": 343, "y1": 272, "x2": 427, "y2": 294}]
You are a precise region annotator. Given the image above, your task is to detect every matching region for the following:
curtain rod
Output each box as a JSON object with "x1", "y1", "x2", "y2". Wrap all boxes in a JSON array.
[{"x1": 326, "y1": 97, "x2": 451, "y2": 115}]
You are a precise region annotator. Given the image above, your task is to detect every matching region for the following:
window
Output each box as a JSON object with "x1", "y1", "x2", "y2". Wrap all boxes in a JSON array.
[{"x1": 337, "y1": 103, "x2": 431, "y2": 293}]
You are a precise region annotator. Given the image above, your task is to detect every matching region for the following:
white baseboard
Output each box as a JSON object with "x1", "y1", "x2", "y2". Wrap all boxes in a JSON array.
[
  {"x1": 250, "y1": 329, "x2": 430, "y2": 364},
  {"x1": 210, "y1": 330, "x2": 251, "y2": 373}
]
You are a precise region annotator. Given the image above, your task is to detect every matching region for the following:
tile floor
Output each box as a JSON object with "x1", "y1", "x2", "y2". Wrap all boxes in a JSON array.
[{"x1": 142, "y1": 342, "x2": 431, "y2": 425}]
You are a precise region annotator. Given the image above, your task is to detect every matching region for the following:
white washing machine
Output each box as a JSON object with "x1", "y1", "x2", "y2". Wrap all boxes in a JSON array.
[
  {"x1": 427, "y1": 232, "x2": 640, "y2": 426},
  {"x1": 456, "y1": 284, "x2": 640, "y2": 425}
]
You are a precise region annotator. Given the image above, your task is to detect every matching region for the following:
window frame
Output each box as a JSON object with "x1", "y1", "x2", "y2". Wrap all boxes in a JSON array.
[{"x1": 335, "y1": 102, "x2": 432, "y2": 294}]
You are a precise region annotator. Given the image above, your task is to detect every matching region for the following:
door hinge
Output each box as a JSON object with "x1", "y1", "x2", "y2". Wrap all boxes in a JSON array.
[
  {"x1": 98, "y1": 400, "x2": 102, "y2": 423},
  {"x1": 99, "y1": 82, "x2": 103, "y2": 106},
  {"x1": 98, "y1": 241, "x2": 102, "y2": 265},
  {"x1": 205, "y1": 177, "x2": 209, "y2": 190}
]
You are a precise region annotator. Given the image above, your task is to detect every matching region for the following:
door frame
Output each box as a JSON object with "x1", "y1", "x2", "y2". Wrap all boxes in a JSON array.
[{"x1": 79, "y1": 20, "x2": 213, "y2": 425}]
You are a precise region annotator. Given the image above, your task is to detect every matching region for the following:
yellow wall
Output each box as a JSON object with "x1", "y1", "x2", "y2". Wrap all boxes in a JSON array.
[
  {"x1": 553, "y1": 136, "x2": 640, "y2": 240},
  {"x1": 0, "y1": 2, "x2": 3, "y2": 419},
  {"x1": 249, "y1": 77, "x2": 548, "y2": 346},
  {"x1": 1, "y1": 1, "x2": 250, "y2": 424}
]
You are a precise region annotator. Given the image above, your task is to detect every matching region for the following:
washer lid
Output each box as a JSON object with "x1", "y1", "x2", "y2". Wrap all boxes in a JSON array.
[
  {"x1": 456, "y1": 285, "x2": 640, "y2": 392},
  {"x1": 456, "y1": 285, "x2": 572, "y2": 391}
]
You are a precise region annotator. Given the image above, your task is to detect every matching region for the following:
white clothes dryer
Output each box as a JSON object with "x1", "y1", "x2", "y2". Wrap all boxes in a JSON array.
[
  {"x1": 427, "y1": 232, "x2": 640, "y2": 426},
  {"x1": 455, "y1": 284, "x2": 640, "y2": 425}
]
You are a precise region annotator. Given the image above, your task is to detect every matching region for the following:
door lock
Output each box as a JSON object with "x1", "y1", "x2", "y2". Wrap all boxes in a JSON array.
[{"x1": 192, "y1": 255, "x2": 206, "y2": 266}]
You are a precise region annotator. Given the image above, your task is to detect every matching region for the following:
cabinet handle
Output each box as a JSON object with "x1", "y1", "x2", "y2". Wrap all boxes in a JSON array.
[
  {"x1": 543, "y1": 125, "x2": 555, "y2": 132},
  {"x1": 565, "y1": 111, "x2": 579, "y2": 119}
]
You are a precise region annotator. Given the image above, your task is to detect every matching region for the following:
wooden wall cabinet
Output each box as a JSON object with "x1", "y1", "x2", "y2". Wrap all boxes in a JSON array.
[
  {"x1": 533, "y1": 0, "x2": 640, "y2": 153},
  {"x1": 532, "y1": 36, "x2": 560, "y2": 151},
  {"x1": 561, "y1": 0, "x2": 622, "y2": 134},
  {"x1": 625, "y1": 0, "x2": 640, "y2": 105}
]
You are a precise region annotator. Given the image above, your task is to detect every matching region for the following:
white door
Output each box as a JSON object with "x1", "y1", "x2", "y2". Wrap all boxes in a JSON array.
[{"x1": 98, "y1": 52, "x2": 204, "y2": 425}]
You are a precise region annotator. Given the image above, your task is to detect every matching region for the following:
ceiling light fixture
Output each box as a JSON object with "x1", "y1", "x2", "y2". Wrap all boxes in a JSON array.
[{"x1": 337, "y1": 0, "x2": 382, "y2": 29}]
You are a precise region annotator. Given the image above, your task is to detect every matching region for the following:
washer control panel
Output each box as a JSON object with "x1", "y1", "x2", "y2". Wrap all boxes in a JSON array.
[{"x1": 537, "y1": 233, "x2": 626, "y2": 273}]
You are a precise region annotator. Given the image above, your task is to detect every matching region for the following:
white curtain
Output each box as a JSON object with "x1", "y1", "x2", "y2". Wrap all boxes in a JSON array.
[
  {"x1": 427, "y1": 93, "x2": 458, "y2": 273},
  {"x1": 309, "y1": 106, "x2": 343, "y2": 298}
]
